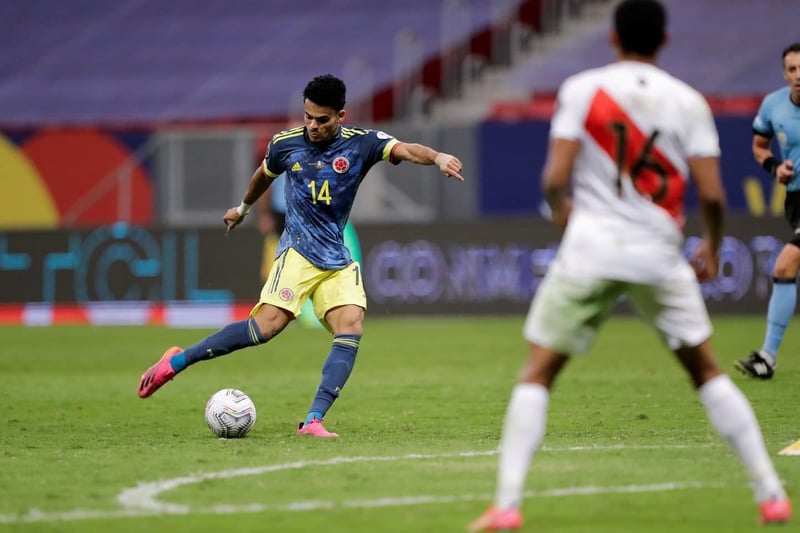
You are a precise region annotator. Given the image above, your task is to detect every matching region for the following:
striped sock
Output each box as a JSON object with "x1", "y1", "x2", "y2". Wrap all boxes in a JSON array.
[
  {"x1": 306, "y1": 334, "x2": 361, "y2": 419},
  {"x1": 172, "y1": 318, "x2": 264, "y2": 372}
]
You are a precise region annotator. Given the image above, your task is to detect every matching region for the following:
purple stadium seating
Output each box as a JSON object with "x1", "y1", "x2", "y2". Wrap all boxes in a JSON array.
[
  {"x1": 0, "y1": 0, "x2": 507, "y2": 125},
  {"x1": 503, "y1": 0, "x2": 798, "y2": 97}
]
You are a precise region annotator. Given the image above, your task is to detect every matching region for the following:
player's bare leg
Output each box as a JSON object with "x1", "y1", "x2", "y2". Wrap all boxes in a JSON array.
[
  {"x1": 251, "y1": 303, "x2": 294, "y2": 341},
  {"x1": 675, "y1": 340, "x2": 791, "y2": 524}
]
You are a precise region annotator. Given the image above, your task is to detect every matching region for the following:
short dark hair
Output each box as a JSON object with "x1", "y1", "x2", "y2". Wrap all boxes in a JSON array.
[
  {"x1": 303, "y1": 74, "x2": 347, "y2": 111},
  {"x1": 782, "y1": 43, "x2": 800, "y2": 61},
  {"x1": 614, "y1": 0, "x2": 666, "y2": 56}
]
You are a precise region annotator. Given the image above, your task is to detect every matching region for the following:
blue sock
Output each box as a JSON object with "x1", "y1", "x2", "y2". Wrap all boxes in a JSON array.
[
  {"x1": 305, "y1": 410, "x2": 324, "y2": 424},
  {"x1": 170, "y1": 318, "x2": 264, "y2": 372},
  {"x1": 305, "y1": 334, "x2": 360, "y2": 423},
  {"x1": 762, "y1": 277, "x2": 797, "y2": 359}
]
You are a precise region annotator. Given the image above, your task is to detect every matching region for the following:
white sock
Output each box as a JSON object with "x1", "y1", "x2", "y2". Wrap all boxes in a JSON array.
[
  {"x1": 494, "y1": 383, "x2": 549, "y2": 509},
  {"x1": 698, "y1": 374, "x2": 786, "y2": 502}
]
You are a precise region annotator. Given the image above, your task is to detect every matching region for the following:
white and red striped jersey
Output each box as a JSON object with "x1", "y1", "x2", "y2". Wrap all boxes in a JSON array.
[
  {"x1": 549, "y1": 61, "x2": 720, "y2": 282},
  {"x1": 551, "y1": 61, "x2": 719, "y2": 238}
]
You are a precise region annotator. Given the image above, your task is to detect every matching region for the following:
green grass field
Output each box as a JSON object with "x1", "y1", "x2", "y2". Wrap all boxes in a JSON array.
[{"x1": 1, "y1": 316, "x2": 798, "y2": 532}]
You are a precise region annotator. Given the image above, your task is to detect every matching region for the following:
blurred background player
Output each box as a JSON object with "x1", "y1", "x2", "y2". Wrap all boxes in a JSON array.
[
  {"x1": 138, "y1": 74, "x2": 464, "y2": 438},
  {"x1": 469, "y1": 1, "x2": 791, "y2": 530},
  {"x1": 735, "y1": 42, "x2": 800, "y2": 380},
  {"x1": 257, "y1": 172, "x2": 287, "y2": 283}
]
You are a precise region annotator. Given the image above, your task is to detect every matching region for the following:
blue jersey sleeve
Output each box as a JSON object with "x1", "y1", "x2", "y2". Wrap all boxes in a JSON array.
[
  {"x1": 753, "y1": 96, "x2": 774, "y2": 138},
  {"x1": 262, "y1": 127, "x2": 304, "y2": 177},
  {"x1": 262, "y1": 139, "x2": 284, "y2": 177},
  {"x1": 361, "y1": 130, "x2": 400, "y2": 170},
  {"x1": 751, "y1": 89, "x2": 800, "y2": 190}
]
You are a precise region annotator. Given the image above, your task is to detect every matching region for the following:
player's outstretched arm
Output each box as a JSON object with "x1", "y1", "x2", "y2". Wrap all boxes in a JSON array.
[
  {"x1": 223, "y1": 165, "x2": 275, "y2": 234},
  {"x1": 391, "y1": 142, "x2": 464, "y2": 181}
]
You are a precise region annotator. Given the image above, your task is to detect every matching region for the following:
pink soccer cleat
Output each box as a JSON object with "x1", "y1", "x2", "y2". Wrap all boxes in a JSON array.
[
  {"x1": 760, "y1": 497, "x2": 792, "y2": 525},
  {"x1": 137, "y1": 346, "x2": 182, "y2": 398},
  {"x1": 468, "y1": 506, "x2": 523, "y2": 532},
  {"x1": 296, "y1": 418, "x2": 339, "y2": 438}
]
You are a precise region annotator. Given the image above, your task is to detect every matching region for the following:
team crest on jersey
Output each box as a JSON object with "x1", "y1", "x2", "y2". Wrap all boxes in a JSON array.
[
  {"x1": 332, "y1": 156, "x2": 350, "y2": 174},
  {"x1": 279, "y1": 288, "x2": 294, "y2": 301}
]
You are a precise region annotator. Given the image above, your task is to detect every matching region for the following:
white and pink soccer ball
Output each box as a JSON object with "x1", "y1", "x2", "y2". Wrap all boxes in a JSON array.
[{"x1": 204, "y1": 388, "x2": 256, "y2": 438}]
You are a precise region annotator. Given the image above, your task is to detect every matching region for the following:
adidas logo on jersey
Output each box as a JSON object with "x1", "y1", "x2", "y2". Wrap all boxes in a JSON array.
[{"x1": 291, "y1": 161, "x2": 302, "y2": 171}]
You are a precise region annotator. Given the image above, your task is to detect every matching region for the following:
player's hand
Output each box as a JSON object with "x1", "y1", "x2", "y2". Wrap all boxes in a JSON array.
[
  {"x1": 689, "y1": 239, "x2": 719, "y2": 282},
  {"x1": 223, "y1": 207, "x2": 245, "y2": 234},
  {"x1": 550, "y1": 198, "x2": 573, "y2": 230},
  {"x1": 434, "y1": 152, "x2": 464, "y2": 181},
  {"x1": 776, "y1": 160, "x2": 794, "y2": 185}
]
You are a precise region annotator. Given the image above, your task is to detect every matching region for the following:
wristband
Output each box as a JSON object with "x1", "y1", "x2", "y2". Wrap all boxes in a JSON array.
[
  {"x1": 762, "y1": 156, "x2": 780, "y2": 177},
  {"x1": 236, "y1": 202, "x2": 251, "y2": 216}
]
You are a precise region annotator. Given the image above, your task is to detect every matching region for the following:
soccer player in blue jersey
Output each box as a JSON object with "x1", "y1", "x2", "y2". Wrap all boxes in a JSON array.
[
  {"x1": 137, "y1": 74, "x2": 463, "y2": 437},
  {"x1": 736, "y1": 43, "x2": 800, "y2": 380}
]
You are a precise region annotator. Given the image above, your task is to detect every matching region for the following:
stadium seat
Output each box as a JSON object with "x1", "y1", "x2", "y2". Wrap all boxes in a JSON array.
[{"x1": 0, "y1": 0, "x2": 518, "y2": 125}]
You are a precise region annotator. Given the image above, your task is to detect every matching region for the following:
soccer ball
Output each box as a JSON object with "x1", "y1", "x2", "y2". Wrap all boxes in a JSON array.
[{"x1": 204, "y1": 388, "x2": 256, "y2": 438}]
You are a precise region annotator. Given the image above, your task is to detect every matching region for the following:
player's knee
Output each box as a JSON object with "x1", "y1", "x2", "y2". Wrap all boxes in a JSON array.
[
  {"x1": 325, "y1": 305, "x2": 364, "y2": 335},
  {"x1": 775, "y1": 240, "x2": 800, "y2": 277},
  {"x1": 253, "y1": 304, "x2": 293, "y2": 340},
  {"x1": 772, "y1": 258, "x2": 800, "y2": 279}
]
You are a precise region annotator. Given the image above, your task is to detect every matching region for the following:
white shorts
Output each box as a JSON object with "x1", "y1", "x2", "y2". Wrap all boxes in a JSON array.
[{"x1": 523, "y1": 257, "x2": 712, "y2": 354}]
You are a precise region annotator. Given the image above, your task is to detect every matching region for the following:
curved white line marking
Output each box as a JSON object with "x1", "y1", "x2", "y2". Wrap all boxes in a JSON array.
[
  {"x1": 0, "y1": 482, "x2": 716, "y2": 524},
  {"x1": 118, "y1": 450, "x2": 497, "y2": 512},
  {"x1": 0, "y1": 444, "x2": 721, "y2": 524}
]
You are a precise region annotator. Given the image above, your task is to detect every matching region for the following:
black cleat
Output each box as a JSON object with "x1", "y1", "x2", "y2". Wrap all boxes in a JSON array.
[{"x1": 734, "y1": 351, "x2": 775, "y2": 380}]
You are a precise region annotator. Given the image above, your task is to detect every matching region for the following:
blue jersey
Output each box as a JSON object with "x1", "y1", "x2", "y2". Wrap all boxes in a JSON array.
[
  {"x1": 262, "y1": 125, "x2": 399, "y2": 270},
  {"x1": 753, "y1": 87, "x2": 800, "y2": 191}
]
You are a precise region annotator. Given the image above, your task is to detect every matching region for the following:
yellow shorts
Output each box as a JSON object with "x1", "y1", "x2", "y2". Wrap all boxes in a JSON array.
[{"x1": 252, "y1": 247, "x2": 367, "y2": 330}]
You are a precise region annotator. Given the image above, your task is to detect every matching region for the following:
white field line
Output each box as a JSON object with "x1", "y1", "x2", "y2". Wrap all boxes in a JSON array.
[{"x1": 0, "y1": 444, "x2": 722, "y2": 524}]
